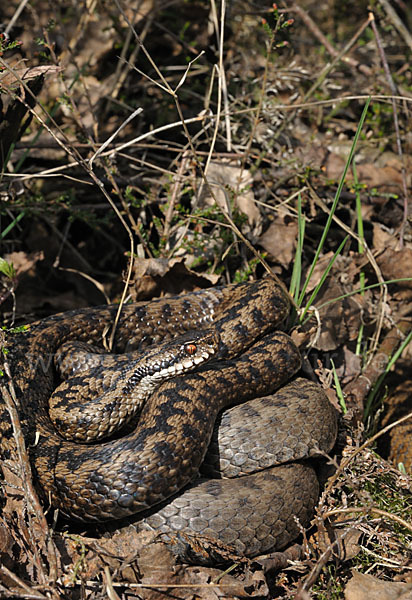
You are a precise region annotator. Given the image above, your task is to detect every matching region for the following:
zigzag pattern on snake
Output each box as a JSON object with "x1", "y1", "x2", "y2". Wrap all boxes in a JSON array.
[{"x1": 1, "y1": 279, "x2": 338, "y2": 561}]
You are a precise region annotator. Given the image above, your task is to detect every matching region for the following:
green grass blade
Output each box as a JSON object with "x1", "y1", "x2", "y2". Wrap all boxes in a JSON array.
[
  {"x1": 289, "y1": 194, "x2": 305, "y2": 301},
  {"x1": 352, "y1": 160, "x2": 366, "y2": 357},
  {"x1": 364, "y1": 328, "x2": 412, "y2": 420},
  {"x1": 297, "y1": 97, "x2": 371, "y2": 307},
  {"x1": 1, "y1": 211, "x2": 25, "y2": 240},
  {"x1": 311, "y1": 278, "x2": 412, "y2": 315},
  {"x1": 300, "y1": 235, "x2": 349, "y2": 322}
]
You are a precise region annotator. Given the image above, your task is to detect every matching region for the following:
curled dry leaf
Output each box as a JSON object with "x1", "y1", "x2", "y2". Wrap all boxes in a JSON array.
[
  {"x1": 372, "y1": 222, "x2": 397, "y2": 253},
  {"x1": 4, "y1": 251, "x2": 44, "y2": 278},
  {"x1": 200, "y1": 161, "x2": 262, "y2": 237},
  {"x1": 336, "y1": 346, "x2": 363, "y2": 385},
  {"x1": 335, "y1": 528, "x2": 363, "y2": 561},
  {"x1": 305, "y1": 255, "x2": 365, "y2": 351},
  {"x1": 345, "y1": 569, "x2": 412, "y2": 600},
  {"x1": 377, "y1": 247, "x2": 412, "y2": 303},
  {"x1": 325, "y1": 146, "x2": 411, "y2": 193},
  {"x1": 258, "y1": 217, "x2": 298, "y2": 269},
  {"x1": 380, "y1": 361, "x2": 412, "y2": 474},
  {"x1": 0, "y1": 63, "x2": 61, "y2": 91},
  {"x1": 129, "y1": 257, "x2": 219, "y2": 301},
  {"x1": 311, "y1": 526, "x2": 362, "y2": 562},
  {"x1": 62, "y1": 528, "x2": 149, "y2": 583}
]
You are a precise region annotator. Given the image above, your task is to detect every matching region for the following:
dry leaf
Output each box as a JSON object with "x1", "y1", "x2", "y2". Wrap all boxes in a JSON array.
[
  {"x1": 130, "y1": 257, "x2": 219, "y2": 301},
  {"x1": 325, "y1": 149, "x2": 410, "y2": 192},
  {"x1": 345, "y1": 570, "x2": 412, "y2": 600},
  {"x1": 200, "y1": 161, "x2": 262, "y2": 236},
  {"x1": 5, "y1": 251, "x2": 44, "y2": 277},
  {"x1": 356, "y1": 164, "x2": 405, "y2": 190},
  {"x1": 373, "y1": 223, "x2": 397, "y2": 253},
  {"x1": 337, "y1": 528, "x2": 362, "y2": 561},
  {"x1": 377, "y1": 248, "x2": 412, "y2": 302},
  {"x1": 0, "y1": 64, "x2": 61, "y2": 91},
  {"x1": 334, "y1": 346, "x2": 363, "y2": 385},
  {"x1": 380, "y1": 361, "x2": 412, "y2": 474},
  {"x1": 304, "y1": 254, "x2": 365, "y2": 351},
  {"x1": 258, "y1": 218, "x2": 298, "y2": 269}
]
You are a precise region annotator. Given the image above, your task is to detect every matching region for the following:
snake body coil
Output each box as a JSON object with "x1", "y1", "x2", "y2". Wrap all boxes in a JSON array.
[{"x1": 1, "y1": 279, "x2": 338, "y2": 561}]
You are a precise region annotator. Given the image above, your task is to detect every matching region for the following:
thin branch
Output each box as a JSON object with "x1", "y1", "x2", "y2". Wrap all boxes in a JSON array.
[{"x1": 369, "y1": 12, "x2": 409, "y2": 246}]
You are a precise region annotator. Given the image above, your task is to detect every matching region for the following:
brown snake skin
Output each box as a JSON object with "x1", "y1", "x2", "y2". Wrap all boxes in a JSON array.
[{"x1": 1, "y1": 279, "x2": 338, "y2": 561}]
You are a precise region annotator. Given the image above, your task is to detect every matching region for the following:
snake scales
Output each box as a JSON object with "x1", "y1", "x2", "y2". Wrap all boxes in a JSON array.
[{"x1": 1, "y1": 279, "x2": 338, "y2": 561}]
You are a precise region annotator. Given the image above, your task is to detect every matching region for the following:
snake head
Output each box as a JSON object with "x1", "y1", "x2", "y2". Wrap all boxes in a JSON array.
[
  {"x1": 165, "y1": 329, "x2": 220, "y2": 372},
  {"x1": 127, "y1": 328, "x2": 221, "y2": 385}
]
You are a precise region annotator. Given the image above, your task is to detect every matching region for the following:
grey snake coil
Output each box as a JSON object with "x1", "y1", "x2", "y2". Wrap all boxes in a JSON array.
[{"x1": 1, "y1": 279, "x2": 338, "y2": 561}]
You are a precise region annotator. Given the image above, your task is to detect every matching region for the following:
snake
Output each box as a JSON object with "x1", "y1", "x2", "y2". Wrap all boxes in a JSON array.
[{"x1": 1, "y1": 279, "x2": 338, "y2": 562}]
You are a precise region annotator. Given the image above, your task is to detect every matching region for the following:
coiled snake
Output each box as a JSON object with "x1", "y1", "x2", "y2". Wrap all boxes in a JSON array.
[{"x1": 1, "y1": 279, "x2": 338, "y2": 561}]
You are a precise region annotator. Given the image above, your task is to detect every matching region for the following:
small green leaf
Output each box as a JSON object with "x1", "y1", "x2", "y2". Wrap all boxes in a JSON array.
[{"x1": 0, "y1": 258, "x2": 16, "y2": 279}]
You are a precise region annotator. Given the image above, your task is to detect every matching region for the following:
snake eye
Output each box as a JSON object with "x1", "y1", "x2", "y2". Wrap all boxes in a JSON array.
[{"x1": 184, "y1": 343, "x2": 197, "y2": 355}]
